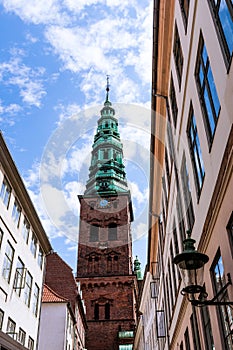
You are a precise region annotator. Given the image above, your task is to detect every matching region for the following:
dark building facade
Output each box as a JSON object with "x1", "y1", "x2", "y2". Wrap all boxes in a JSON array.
[{"x1": 76, "y1": 82, "x2": 138, "y2": 350}]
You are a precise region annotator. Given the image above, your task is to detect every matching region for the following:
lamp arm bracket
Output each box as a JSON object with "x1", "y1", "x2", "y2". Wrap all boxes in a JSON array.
[{"x1": 190, "y1": 273, "x2": 233, "y2": 307}]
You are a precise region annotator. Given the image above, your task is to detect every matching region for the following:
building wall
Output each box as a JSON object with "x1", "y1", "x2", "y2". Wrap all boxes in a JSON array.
[
  {"x1": 0, "y1": 133, "x2": 52, "y2": 349},
  {"x1": 147, "y1": 0, "x2": 233, "y2": 349},
  {"x1": 38, "y1": 303, "x2": 67, "y2": 350}
]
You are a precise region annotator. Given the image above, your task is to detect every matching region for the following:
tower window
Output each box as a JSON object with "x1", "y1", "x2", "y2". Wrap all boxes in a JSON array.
[
  {"x1": 94, "y1": 303, "x2": 99, "y2": 320},
  {"x1": 103, "y1": 150, "x2": 108, "y2": 159},
  {"x1": 90, "y1": 225, "x2": 99, "y2": 242},
  {"x1": 105, "y1": 302, "x2": 110, "y2": 320},
  {"x1": 108, "y1": 223, "x2": 117, "y2": 241}
]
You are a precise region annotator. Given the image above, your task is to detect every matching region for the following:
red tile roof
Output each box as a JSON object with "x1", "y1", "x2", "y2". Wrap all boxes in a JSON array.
[{"x1": 42, "y1": 284, "x2": 68, "y2": 303}]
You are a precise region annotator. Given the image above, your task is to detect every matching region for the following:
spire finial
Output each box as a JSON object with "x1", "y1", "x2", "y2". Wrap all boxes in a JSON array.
[{"x1": 105, "y1": 75, "x2": 110, "y2": 104}]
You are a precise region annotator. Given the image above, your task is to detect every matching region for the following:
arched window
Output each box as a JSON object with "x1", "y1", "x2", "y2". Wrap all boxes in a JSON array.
[
  {"x1": 90, "y1": 225, "x2": 99, "y2": 242},
  {"x1": 105, "y1": 302, "x2": 110, "y2": 320},
  {"x1": 108, "y1": 223, "x2": 117, "y2": 241},
  {"x1": 94, "y1": 303, "x2": 99, "y2": 320}
]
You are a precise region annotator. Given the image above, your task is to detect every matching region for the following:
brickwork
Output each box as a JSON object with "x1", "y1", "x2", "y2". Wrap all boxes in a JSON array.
[{"x1": 77, "y1": 193, "x2": 137, "y2": 349}]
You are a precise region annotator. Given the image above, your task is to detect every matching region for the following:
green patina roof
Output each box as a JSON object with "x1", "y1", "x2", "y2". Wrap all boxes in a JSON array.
[{"x1": 84, "y1": 78, "x2": 129, "y2": 196}]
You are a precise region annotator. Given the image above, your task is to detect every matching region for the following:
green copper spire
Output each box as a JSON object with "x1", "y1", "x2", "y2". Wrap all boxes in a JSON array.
[
  {"x1": 134, "y1": 256, "x2": 142, "y2": 280},
  {"x1": 84, "y1": 77, "x2": 129, "y2": 196}
]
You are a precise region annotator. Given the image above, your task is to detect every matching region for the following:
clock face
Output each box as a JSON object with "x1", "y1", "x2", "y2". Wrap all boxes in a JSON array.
[{"x1": 99, "y1": 199, "x2": 109, "y2": 207}]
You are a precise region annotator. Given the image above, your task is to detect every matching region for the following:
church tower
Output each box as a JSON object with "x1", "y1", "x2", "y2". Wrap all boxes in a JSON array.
[{"x1": 76, "y1": 78, "x2": 137, "y2": 350}]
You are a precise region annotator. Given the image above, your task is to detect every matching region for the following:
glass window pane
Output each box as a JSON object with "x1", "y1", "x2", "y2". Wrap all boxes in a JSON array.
[
  {"x1": 204, "y1": 87, "x2": 215, "y2": 136},
  {"x1": 219, "y1": 0, "x2": 233, "y2": 54},
  {"x1": 207, "y1": 68, "x2": 220, "y2": 116}
]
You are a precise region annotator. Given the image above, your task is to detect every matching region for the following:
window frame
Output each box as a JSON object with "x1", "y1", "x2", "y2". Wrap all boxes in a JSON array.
[
  {"x1": 12, "y1": 199, "x2": 21, "y2": 227},
  {"x1": 227, "y1": 212, "x2": 233, "y2": 258},
  {"x1": 108, "y1": 223, "x2": 117, "y2": 241},
  {"x1": 0, "y1": 309, "x2": 4, "y2": 330},
  {"x1": 2, "y1": 240, "x2": 14, "y2": 283},
  {"x1": 195, "y1": 32, "x2": 221, "y2": 148},
  {"x1": 207, "y1": 0, "x2": 233, "y2": 70},
  {"x1": 24, "y1": 270, "x2": 33, "y2": 307},
  {"x1": 90, "y1": 224, "x2": 99, "y2": 242},
  {"x1": 187, "y1": 103, "x2": 205, "y2": 198},
  {"x1": 178, "y1": 0, "x2": 190, "y2": 33},
  {"x1": 28, "y1": 336, "x2": 34, "y2": 350},
  {"x1": 30, "y1": 232, "x2": 37, "y2": 258},
  {"x1": 210, "y1": 251, "x2": 233, "y2": 349},
  {"x1": 18, "y1": 327, "x2": 26, "y2": 346},
  {"x1": 32, "y1": 283, "x2": 40, "y2": 317},
  {"x1": 22, "y1": 218, "x2": 30, "y2": 244},
  {"x1": 181, "y1": 154, "x2": 195, "y2": 231},
  {"x1": 169, "y1": 73, "x2": 178, "y2": 128},
  {"x1": 173, "y1": 22, "x2": 184, "y2": 89},
  {"x1": 13, "y1": 257, "x2": 25, "y2": 295},
  {"x1": 6, "y1": 317, "x2": 16, "y2": 339},
  {"x1": 0, "y1": 177, "x2": 11, "y2": 208}
]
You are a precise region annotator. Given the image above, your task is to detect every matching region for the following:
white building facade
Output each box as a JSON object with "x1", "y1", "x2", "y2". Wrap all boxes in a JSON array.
[{"x1": 0, "y1": 132, "x2": 52, "y2": 349}]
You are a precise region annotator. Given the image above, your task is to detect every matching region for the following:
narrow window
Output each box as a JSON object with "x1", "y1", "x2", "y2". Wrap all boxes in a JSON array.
[
  {"x1": 32, "y1": 284, "x2": 40, "y2": 316},
  {"x1": 179, "y1": 0, "x2": 190, "y2": 32},
  {"x1": 0, "y1": 309, "x2": 4, "y2": 330},
  {"x1": 176, "y1": 188, "x2": 186, "y2": 242},
  {"x1": 22, "y1": 218, "x2": 30, "y2": 243},
  {"x1": 24, "y1": 270, "x2": 32, "y2": 307},
  {"x1": 168, "y1": 259, "x2": 174, "y2": 308},
  {"x1": 30, "y1": 233, "x2": 37, "y2": 257},
  {"x1": 200, "y1": 305, "x2": 215, "y2": 350},
  {"x1": 38, "y1": 246, "x2": 43, "y2": 269},
  {"x1": 2, "y1": 241, "x2": 14, "y2": 283},
  {"x1": 18, "y1": 328, "x2": 26, "y2": 346},
  {"x1": 0, "y1": 177, "x2": 11, "y2": 208},
  {"x1": 94, "y1": 303, "x2": 99, "y2": 320},
  {"x1": 181, "y1": 154, "x2": 195, "y2": 231},
  {"x1": 184, "y1": 327, "x2": 191, "y2": 350},
  {"x1": 165, "y1": 276, "x2": 171, "y2": 322},
  {"x1": 103, "y1": 149, "x2": 108, "y2": 159},
  {"x1": 227, "y1": 212, "x2": 233, "y2": 258},
  {"x1": 0, "y1": 228, "x2": 3, "y2": 250},
  {"x1": 211, "y1": 252, "x2": 233, "y2": 349},
  {"x1": 190, "y1": 312, "x2": 201, "y2": 350},
  {"x1": 90, "y1": 225, "x2": 99, "y2": 242},
  {"x1": 170, "y1": 73, "x2": 178, "y2": 127},
  {"x1": 28, "y1": 337, "x2": 34, "y2": 350},
  {"x1": 180, "y1": 341, "x2": 184, "y2": 350},
  {"x1": 173, "y1": 22, "x2": 184, "y2": 88},
  {"x1": 105, "y1": 302, "x2": 110, "y2": 320},
  {"x1": 195, "y1": 32, "x2": 221, "y2": 146},
  {"x1": 13, "y1": 257, "x2": 25, "y2": 295},
  {"x1": 108, "y1": 223, "x2": 117, "y2": 241},
  {"x1": 208, "y1": 0, "x2": 233, "y2": 68},
  {"x1": 12, "y1": 200, "x2": 21, "y2": 227},
  {"x1": 187, "y1": 103, "x2": 205, "y2": 196},
  {"x1": 170, "y1": 243, "x2": 177, "y2": 296},
  {"x1": 6, "y1": 317, "x2": 16, "y2": 339}
]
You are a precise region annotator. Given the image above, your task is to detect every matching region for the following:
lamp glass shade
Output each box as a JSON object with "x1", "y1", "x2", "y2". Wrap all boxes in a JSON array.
[
  {"x1": 174, "y1": 250, "x2": 209, "y2": 294},
  {"x1": 179, "y1": 264, "x2": 205, "y2": 294}
]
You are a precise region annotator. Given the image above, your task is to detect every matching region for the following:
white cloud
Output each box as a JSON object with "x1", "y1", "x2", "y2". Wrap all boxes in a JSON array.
[
  {"x1": 2, "y1": 0, "x2": 67, "y2": 25},
  {"x1": 0, "y1": 54, "x2": 46, "y2": 108}
]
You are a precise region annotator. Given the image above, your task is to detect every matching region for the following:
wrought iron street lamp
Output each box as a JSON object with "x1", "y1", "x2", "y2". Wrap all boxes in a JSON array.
[{"x1": 173, "y1": 231, "x2": 233, "y2": 306}]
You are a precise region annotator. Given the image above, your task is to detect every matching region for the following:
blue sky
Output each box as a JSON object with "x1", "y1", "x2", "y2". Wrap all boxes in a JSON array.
[{"x1": 0, "y1": 0, "x2": 153, "y2": 273}]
